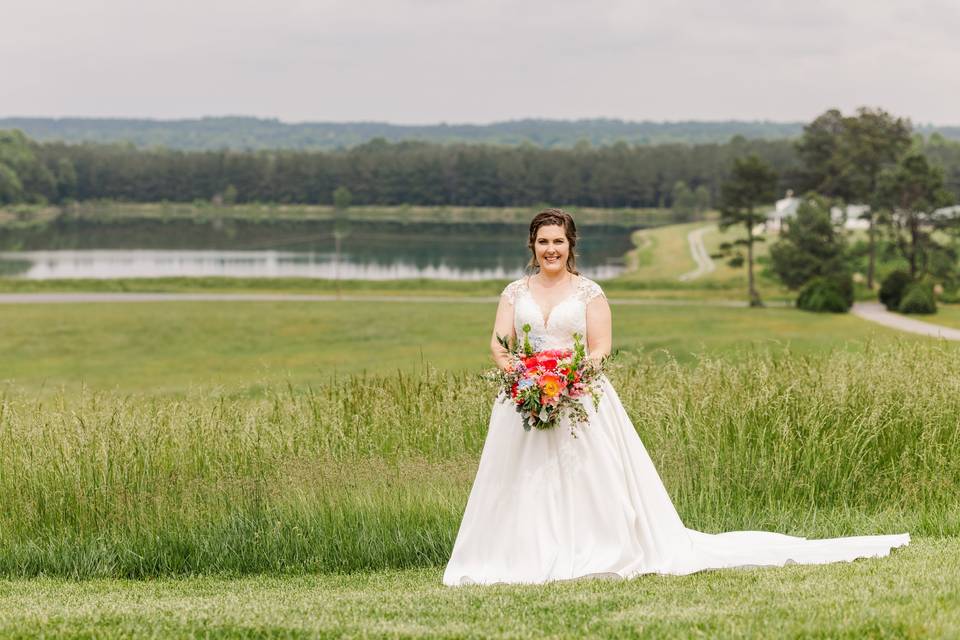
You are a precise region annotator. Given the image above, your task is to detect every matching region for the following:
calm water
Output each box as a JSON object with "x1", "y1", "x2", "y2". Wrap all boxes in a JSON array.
[{"x1": 0, "y1": 218, "x2": 638, "y2": 281}]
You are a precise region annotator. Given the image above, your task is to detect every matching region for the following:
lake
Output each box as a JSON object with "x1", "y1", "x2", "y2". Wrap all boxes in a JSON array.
[{"x1": 0, "y1": 217, "x2": 639, "y2": 280}]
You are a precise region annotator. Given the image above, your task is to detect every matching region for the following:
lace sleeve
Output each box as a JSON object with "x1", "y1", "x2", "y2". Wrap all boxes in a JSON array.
[
  {"x1": 501, "y1": 279, "x2": 522, "y2": 304},
  {"x1": 581, "y1": 278, "x2": 606, "y2": 303}
]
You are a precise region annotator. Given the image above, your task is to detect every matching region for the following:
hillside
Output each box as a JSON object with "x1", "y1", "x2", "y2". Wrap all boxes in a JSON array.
[{"x1": 0, "y1": 116, "x2": 810, "y2": 150}]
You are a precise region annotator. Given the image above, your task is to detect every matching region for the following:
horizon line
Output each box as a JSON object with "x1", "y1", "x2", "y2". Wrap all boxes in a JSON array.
[{"x1": 2, "y1": 114, "x2": 958, "y2": 128}]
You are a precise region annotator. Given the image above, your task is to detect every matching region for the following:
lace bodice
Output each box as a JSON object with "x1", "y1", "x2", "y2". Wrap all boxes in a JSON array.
[{"x1": 500, "y1": 274, "x2": 606, "y2": 352}]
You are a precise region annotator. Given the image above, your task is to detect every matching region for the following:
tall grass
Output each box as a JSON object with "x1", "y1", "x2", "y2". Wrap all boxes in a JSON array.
[{"x1": 1, "y1": 340, "x2": 958, "y2": 578}]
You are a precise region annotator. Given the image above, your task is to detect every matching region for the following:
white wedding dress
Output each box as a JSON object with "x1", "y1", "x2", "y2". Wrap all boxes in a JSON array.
[{"x1": 442, "y1": 274, "x2": 909, "y2": 586}]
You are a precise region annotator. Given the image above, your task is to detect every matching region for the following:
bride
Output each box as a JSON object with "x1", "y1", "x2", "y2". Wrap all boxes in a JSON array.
[{"x1": 442, "y1": 208, "x2": 909, "y2": 586}]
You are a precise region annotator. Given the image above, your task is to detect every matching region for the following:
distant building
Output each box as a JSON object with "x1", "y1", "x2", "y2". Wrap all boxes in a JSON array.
[
  {"x1": 765, "y1": 190, "x2": 871, "y2": 231},
  {"x1": 932, "y1": 204, "x2": 960, "y2": 221},
  {"x1": 766, "y1": 190, "x2": 799, "y2": 231},
  {"x1": 830, "y1": 204, "x2": 870, "y2": 230}
]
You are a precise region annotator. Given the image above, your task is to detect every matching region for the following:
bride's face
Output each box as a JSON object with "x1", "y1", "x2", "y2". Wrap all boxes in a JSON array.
[{"x1": 534, "y1": 224, "x2": 570, "y2": 274}]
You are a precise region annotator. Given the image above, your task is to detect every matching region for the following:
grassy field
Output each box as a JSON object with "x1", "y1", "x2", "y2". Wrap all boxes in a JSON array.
[
  {"x1": 2, "y1": 538, "x2": 958, "y2": 638},
  {"x1": 699, "y1": 222, "x2": 775, "y2": 284},
  {"x1": 622, "y1": 221, "x2": 702, "y2": 279},
  {"x1": 2, "y1": 339, "x2": 960, "y2": 636},
  {"x1": 593, "y1": 217, "x2": 793, "y2": 303},
  {"x1": 0, "y1": 299, "x2": 925, "y2": 394},
  {"x1": 2, "y1": 340, "x2": 960, "y2": 578},
  {"x1": 925, "y1": 303, "x2": 960, "y2": 329},
  {"x1": 621, "y1": 218, "x2": 765, "y2": 283},
  {"x1": 3, "y1": 213, "x2": 960, "y2": 636},
  {"x1": 615, "y1": 218, "x2": 949, "y2": 306},
  {"x1": 619, "y1": 217, "x2": 785, "y2": 294},
  {"x1": 0, "y1": 275, "x2": 791, "y2": 303}
]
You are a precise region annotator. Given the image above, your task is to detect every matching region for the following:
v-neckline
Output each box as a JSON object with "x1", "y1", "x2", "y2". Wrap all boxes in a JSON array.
[{"x1": 524, "y1": 275, "x2": 580, "y2": 328}]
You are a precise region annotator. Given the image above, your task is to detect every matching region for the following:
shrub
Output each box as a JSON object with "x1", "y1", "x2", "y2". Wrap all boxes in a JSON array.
[
  {"x1": 941, "y1": 288, "x2": 960, "y2": 304},
  {"x1": 830, "y1": 271, "x2": 854, "y2": 307},
  {"x1": 898, "y1": 282, "x2": 937, "y2": 314},
  {"x1": 797, "y1": 276, "x2": 850, "y2": 313},
  {"x1": 879, "y1": 270, "x2": 912, "y2": 310}
]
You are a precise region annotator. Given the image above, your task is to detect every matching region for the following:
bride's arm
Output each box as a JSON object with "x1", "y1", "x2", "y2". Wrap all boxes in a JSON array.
[
  {"x1": 586, "y1": 296, "x2": 612, "y2": 366},
  {"x1": 490, "y1": 296, "x2": 517, "y2": 372}
]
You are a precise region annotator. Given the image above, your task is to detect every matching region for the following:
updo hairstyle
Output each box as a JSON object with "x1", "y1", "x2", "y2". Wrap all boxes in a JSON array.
[{"x1": 526, "y1": 208, "x2": 580, "y2": 275}]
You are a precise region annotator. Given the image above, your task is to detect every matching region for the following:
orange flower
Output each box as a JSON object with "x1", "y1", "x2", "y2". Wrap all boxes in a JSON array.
[{"x1": 538, "y1": 372, "x2": 565, "y2": 399}]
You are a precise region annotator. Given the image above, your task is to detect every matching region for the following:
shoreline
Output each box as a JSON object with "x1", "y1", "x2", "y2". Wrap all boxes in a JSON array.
[{"x1": 0, "y1": 201, "x2": 681, "y2": 229}]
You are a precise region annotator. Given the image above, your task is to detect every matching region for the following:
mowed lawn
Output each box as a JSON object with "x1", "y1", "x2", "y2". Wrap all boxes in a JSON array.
[
  {"x1": 1, "y1": 537, "x2": 957, "y2": 638},
  {"x1": 621, "y1": 221, "x2": 703, "y2": 280},
  {"x1": 0, "y1": 298, "x2": 923, "y2": 394},
  {"x1": 923, "y1": 303, "x2": 960, "y2": 330},
  {"x1": 617, "y1": 218, "x2": 794, "y2": 301},
  {"x1": 620, "y1": 220, "x2": 763, "y2": 286}
]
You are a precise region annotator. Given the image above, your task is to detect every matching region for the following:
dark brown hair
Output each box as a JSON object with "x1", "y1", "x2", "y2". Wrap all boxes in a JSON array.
[{"x1": 526, "y1": 208, "x2": 579, "y2": 275}]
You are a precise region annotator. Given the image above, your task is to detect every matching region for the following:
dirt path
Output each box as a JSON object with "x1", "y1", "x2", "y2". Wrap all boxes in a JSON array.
[
  {"x1": 851, "y1": 302, "x2": 960, "y2": 341},
  {"x1": 677, "y1": 225, "x2": 716, "y2": 282}
]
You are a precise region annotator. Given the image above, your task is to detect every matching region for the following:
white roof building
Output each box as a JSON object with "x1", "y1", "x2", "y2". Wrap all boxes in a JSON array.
[
  {"x1": 932, "y1": 204, "x2": 960, "y2": 221},
  {"x1": 830, "y1": 204, "x2": 870, "y2": 230},
  {"x1": 766, "y1": 191, "x2": 799, "y2": 229},
  {"x1": 765, "y1": 191, "x2": 870, "y2": 230}
]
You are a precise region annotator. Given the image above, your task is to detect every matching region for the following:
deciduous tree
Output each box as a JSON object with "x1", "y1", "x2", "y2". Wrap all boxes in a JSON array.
[
  {"x1": 876, "y1": 153, "x2": 955, "y2": 279},
  {"x1": 796, "y1": 108, "x2": 912, "y2": 288}
]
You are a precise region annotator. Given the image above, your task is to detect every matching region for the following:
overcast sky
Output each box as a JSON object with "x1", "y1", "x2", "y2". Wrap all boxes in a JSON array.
[{"x1": 2, "y1": 0, "x2": 958, "y2": 125}]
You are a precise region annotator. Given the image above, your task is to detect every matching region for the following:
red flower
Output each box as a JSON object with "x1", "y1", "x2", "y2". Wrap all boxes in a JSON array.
[
  {"x1": 523, "y1": 351, "x2": 567, "y2": 372},
  {"x1": 558, "y1": 365, "x2": 581, "y2": 383}
]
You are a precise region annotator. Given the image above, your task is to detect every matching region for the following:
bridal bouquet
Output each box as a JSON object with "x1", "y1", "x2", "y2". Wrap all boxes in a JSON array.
[{"x1": 488, "y1": 323, "x2": 605, "y2": 436}]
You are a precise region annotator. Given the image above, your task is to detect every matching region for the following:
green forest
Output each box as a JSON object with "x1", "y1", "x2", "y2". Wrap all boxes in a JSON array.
[{"x1": 1, "y1": 125, "x2": 959, "y2": 209}]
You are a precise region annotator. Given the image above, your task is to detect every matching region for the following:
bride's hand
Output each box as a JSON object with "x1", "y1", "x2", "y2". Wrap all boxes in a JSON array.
[{"x1": 589, "y1": 353, "x2": 607, "y2": 368}]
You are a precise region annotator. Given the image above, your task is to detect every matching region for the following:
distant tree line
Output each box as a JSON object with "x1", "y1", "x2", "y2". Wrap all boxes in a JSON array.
[
  {"x1": 1, "y1": 118, "x2": 958, "y2": 213},
  {"x1": 4, "y1": 116, "x2": 959, "y2": 152},
  {"x1": 0, "y1": 117, "x2": 815, "y2": 151},
  {"x1": 2, "y1": 132, "x2": 809, "y2": 208}
]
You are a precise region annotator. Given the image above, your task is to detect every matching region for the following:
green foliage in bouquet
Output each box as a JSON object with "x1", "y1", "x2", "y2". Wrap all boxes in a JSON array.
[
  {"x1": 570, "y1": 332, "x2": 586, "y2": 374},
  {"x1": 495, "y1": 323, "x2": 534, "y2": 356}
]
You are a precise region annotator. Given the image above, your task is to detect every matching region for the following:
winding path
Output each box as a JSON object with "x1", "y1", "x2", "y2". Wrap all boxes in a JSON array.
[
  {"x1": 677, "y1": 225, "x2": 717, "y2": 282},
  {"x1": 851, "y1": 302, "x2": 960, "y2": 341}
]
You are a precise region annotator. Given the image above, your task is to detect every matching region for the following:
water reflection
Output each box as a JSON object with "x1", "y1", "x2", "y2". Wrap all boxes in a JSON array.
[
  {"x1": 0, "y1": 249, "x2": 627, "y2": 280},
  {"x1": 0, "y1": 217, "x2": 636, "y2": 281}
]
